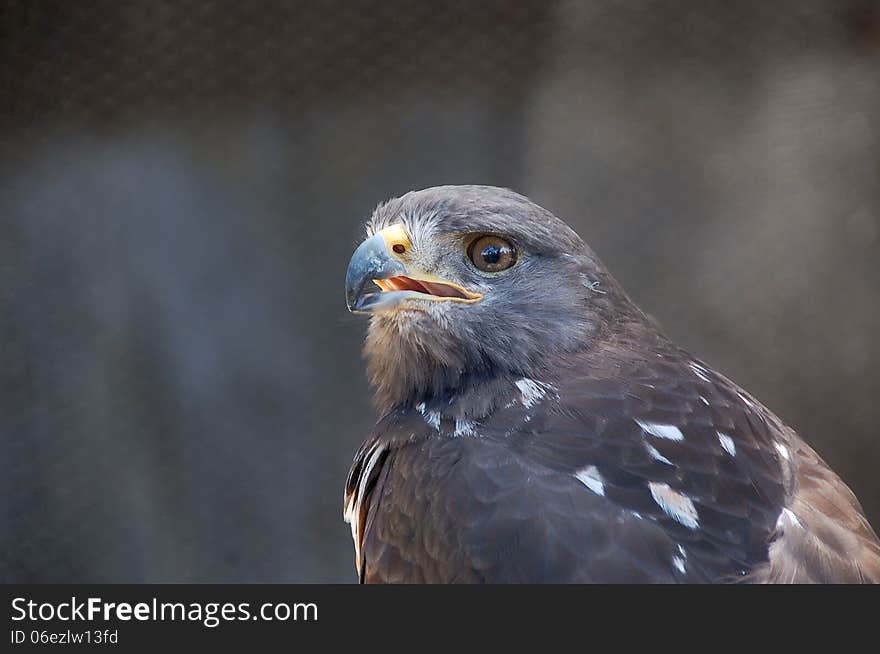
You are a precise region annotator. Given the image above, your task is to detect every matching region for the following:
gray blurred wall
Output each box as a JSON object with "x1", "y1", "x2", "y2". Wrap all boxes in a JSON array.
[{"x1": 1, "y1": 1, "x2": 878, "y2": 582}]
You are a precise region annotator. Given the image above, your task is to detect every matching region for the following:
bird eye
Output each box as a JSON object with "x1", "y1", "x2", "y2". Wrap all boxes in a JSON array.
[{"x1": 468, "y1": 235, "x2": 517, "y2": 273}]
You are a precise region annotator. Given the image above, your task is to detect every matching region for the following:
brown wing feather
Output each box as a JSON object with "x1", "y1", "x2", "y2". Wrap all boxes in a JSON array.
[
  {"x1": 343, "y1": 437, "x2": 389, "y2": 581},
  {"x1": 750, "y1": 437, "x2": 880, "y2": 583}
]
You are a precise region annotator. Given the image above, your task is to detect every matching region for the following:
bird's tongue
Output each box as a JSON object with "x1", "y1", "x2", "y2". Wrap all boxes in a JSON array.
[
  {"x1": 383, "y1": 276, "x2": 429, "y2": 293},
  {"x1": 383, "y1": 276, "x2": 469, "y2": 299},
  {"x1": 419, "y1": 280, "x2": 467, "y2": 298}
]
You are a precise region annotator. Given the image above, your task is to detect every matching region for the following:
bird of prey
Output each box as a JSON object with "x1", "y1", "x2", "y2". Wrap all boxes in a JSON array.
[{"x1": 343, "y1": 185, "x2": 880, "y2": 583}]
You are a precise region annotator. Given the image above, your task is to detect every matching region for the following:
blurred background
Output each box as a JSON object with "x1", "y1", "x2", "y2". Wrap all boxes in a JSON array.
[{"x1": 2, "y1": 1, "x2": 879, "y2": 582}]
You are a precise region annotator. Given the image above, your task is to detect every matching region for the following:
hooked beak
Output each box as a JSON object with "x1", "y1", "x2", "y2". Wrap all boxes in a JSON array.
[{"x1": 345, "y1": 226, "x2": 482, "y2": 314}]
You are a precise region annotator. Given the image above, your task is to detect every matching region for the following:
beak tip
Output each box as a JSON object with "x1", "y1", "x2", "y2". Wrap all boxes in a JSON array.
[{"x1": 345, "y1": 233, "x2": 406, "y2": 315}]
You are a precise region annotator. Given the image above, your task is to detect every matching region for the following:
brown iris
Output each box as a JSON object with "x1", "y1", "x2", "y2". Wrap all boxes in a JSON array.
[{"x1": 468, "y1": 235, "x2": 517, "y2": 272}]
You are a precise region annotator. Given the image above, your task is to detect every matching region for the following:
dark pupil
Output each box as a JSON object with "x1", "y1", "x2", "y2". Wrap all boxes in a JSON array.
[{"x1": 481, "y1": 245, "x2": 501, "y2": 265}]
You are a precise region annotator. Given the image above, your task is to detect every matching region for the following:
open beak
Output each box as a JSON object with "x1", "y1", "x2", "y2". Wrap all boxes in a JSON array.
[{"x1": 345, "y1": 229, "x2": 482, "y2": 314}]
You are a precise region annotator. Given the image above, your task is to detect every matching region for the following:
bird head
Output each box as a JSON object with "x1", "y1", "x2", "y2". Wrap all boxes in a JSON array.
[{"x1": 345, "y1": 185, "x2": 638, "y2": 412}]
